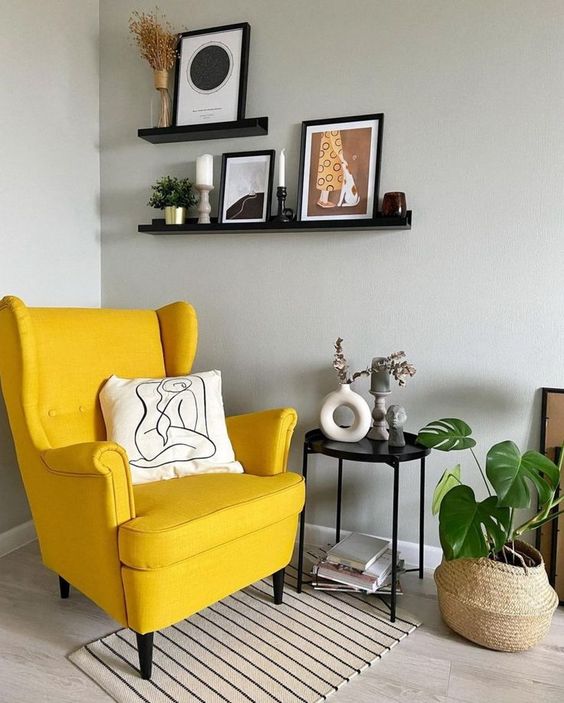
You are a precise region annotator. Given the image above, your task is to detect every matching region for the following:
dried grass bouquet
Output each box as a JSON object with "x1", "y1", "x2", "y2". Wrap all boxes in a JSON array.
[{"x1": 128, "y1": 8, "x2": 179, "y2": 72}]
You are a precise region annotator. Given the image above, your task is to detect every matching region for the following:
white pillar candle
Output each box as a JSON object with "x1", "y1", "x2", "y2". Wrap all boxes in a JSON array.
[
  {"x1": 196, "y1": 154, "x2": 213, "y2": 187},
  {"x1": 278, "y1": 148, "x2": 286, "y2": 187}
]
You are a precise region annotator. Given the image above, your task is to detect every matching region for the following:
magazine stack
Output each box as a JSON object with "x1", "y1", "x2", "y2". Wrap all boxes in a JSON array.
[{"x1": 312, "y1": 532, "x2": 404, "y2": 594}]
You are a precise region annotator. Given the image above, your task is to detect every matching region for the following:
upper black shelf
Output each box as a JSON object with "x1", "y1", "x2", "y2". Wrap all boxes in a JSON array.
[
  {"x1": 138, "y1": 211, "x2": 411, "y2": 234},
  {"x1": 138, "y1": 117, "x2": 269, "y2": 144}
]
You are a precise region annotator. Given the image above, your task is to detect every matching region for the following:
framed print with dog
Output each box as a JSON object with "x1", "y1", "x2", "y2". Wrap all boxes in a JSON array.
[
  {"x1": 218, "y1": 150, "x2": 275, "y2": 224},
  {"x1": 297, "y1": 113, "x2": 383, "y2": 221},
  {"x1": 173, "y1": 23, "x2": 250, "y2": 126}
]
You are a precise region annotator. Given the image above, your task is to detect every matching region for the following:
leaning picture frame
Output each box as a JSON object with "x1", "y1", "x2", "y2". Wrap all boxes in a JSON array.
[
  {"x1": 218, "y1": 150, "x2": 275, "y2": 224},
  {"x1": 538, "y1": 387, "x2": 564, "y2": 603},
  {"x1": 173, "y1": 23, "x2": 250, "y2": 127},
  {"x1": 297, "y1": 113, "x2": 384, "y2": 222}
]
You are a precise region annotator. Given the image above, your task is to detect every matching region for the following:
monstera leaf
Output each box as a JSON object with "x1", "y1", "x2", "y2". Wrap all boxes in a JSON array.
[
  {"x1": 432, "y1": 465, "x2": 461, "y2": 516},
  {"x1": 439, "y1": 485, "x2": 511, "y2": 559},
  {"x1": 417, "y1": 418, "x2": 476, "y2": 452},
  {"x1": 486, "y1": 441, "x2": 559, "y2": 509}
]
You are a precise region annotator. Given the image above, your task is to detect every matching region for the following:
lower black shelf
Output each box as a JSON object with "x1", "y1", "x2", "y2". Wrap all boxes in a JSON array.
[{"x1": 138, "y1": 211, "x2": 412, "y2": 234}]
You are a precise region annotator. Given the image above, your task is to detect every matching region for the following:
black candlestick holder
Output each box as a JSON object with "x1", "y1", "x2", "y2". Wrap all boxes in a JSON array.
[{"x1": 272, "y1": 186, "x2": 294, "y2": 223}]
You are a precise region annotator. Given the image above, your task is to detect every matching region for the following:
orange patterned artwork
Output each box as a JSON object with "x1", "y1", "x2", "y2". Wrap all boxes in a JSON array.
[{"x1": 298, "y1": 114, "x2": 383, "y2": 222}]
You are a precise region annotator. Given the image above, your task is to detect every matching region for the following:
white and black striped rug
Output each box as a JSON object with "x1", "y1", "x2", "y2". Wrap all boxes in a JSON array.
[{"x1": 69, "y1": 565, "x2": 420, "y2": 703}]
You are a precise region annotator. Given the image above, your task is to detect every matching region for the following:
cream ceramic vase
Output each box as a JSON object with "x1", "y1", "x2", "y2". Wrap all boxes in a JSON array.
[{"x1": 320, "y1": 383, "x2": 372, "y2": 442}]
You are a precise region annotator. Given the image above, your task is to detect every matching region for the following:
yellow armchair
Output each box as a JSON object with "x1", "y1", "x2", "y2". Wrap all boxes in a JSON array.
[{"x1": 0, "y1": 296, "x2": 304, "y2": 679}]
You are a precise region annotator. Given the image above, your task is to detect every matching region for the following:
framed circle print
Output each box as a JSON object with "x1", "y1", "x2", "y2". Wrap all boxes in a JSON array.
[
  {"x1": 297, "y1": 113, "x2": 384, "y2": 222},
  {"x1": 173, "y1": 23, "x2": 250, "y2": 126}
]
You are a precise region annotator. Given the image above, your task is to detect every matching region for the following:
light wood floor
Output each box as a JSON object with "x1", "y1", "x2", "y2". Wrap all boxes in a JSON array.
[{"x1": 1, "y1": 541, "x2": 563, "y2": 702}]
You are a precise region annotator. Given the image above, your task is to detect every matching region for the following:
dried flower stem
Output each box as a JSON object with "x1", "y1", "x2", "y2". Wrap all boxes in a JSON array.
[
  {"x1": 373, "y1": 351, "x2": 416, "y2": 387},
  {"x1": 129, "y1": 7, "x2": 179, "y2": 71},
  {"x1": 333, "y1": 338, "x2": 371, "y2": 384}
]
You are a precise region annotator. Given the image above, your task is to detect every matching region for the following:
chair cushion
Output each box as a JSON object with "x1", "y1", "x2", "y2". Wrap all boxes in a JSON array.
[
  {"x1": 100, "y1": 371, "x2": 243, "y2": 484},
  {"x1": 119, "y1": 472, "x2": 305, "y2": 570}
]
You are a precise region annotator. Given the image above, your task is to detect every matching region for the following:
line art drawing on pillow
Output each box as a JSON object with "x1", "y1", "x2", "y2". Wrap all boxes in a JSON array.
[{"x1": 130, "y1": 377, "x2": 217, "y2": 469}]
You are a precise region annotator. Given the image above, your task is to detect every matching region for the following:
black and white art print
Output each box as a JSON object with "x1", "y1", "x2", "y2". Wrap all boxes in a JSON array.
[
  {"x1": 218, "y1": 150, "x2": 275, "y2": 224},
  {"x1": 129, "y1": 376, "x2": 215, "y2": 471},
  {"x1": 173, "y1": 23, "x2": 250, "y2": 126},
  {"x1": 99, "y1": 371, "x2": 243, "y2": 484}
]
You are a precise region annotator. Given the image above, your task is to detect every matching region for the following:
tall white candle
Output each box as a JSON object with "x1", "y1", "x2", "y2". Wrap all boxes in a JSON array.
[
  {"x1": 278, "y1": 148, "x2": 286, "y2": 187},
  {"x1": 196, "y1": 154, "x2": 213, "y2": 187}
]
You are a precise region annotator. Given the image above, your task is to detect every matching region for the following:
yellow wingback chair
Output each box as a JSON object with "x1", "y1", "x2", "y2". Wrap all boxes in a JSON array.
[{"x1": 0, "y1": 296, "x2": 304, "y2": 679}]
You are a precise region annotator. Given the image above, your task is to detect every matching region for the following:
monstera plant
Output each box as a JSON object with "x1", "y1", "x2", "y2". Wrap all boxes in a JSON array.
[{"x1": 417, "y1": 419, "x2": 563, "y2": 564}]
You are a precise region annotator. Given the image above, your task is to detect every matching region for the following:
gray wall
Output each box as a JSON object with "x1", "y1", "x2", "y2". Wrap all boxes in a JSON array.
[
  {"x1": 0, "y1": 1, "x2": 101, "y2": 534},
  {"x1": 99, "y1": 0, "x2": 564, "y2": 547}
]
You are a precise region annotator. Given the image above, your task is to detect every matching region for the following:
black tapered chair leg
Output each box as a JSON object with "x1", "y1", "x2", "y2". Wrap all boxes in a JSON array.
[
  {"x1": 273, "y1": 568, "x2": 285, "y2": 605},
  {"x1": 136, "y1": 631, "x2": 154, "y2": 680},
  {"x1": 58, "y1": 576, "x2": 70, "y2": 599}
]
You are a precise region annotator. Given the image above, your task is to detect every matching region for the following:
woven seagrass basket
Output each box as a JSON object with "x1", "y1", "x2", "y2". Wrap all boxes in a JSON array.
[{"x1": 435, "y1": 540, "x2": 558, "y2": 651}]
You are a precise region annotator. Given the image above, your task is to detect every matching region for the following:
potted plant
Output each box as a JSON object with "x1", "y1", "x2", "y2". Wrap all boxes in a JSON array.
[
  {"x1": 417, "y1": 418, "x2": 561, "y2": 651},
  {"x1": 148, "y1": 176, "x2": 197, "y2": 225}
]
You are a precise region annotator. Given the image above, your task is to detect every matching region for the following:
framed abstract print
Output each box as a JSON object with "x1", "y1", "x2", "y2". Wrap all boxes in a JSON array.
[
  {"x1": 173, "y1": 23, "x2": 250, "y2": 126},
  {"x1": 218, "y1": 150, "x2": 275, "y2": 224},
  {"x1": 297, "y1": 113, "x2": 384, "y2": 222}
]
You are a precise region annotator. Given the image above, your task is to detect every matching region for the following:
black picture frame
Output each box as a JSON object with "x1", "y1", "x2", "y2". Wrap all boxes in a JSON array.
[
  {"x1": 173, "y1": 22, "x2": 251, "y2": 127},
  {"x1": 296, "y1": 113, "x2": 384, "y2": 222},
  {"x1": 218, "y1": 150, "x2": 275, "y2": 224},
  {"x1": 538, "y1": 387, "x2": 564, "y2": 602}
]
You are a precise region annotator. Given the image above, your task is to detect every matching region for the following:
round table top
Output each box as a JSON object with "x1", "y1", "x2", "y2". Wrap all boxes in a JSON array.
[{"x1": 305, "y1": 428, "x2": 431, "y2": 463}]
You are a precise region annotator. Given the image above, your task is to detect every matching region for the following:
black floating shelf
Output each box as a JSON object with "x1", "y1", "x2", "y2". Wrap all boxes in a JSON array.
[
  {"x1": 138, "y1": 117, "x2": 269, "y2": 144},
  {"x1": 138, "y1": 211, "x2": 411, "y2": 234}
]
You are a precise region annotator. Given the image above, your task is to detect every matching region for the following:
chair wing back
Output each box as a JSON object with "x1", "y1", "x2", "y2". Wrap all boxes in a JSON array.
[
  {"x1": 0, "y1": 296, "x2": 198, "y2": 451},
  {"x1": 0, "y1": 296, "x2": 197, "y2": 624}
]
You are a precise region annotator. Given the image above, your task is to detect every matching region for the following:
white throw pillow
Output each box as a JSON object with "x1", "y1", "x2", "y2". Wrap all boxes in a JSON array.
[{"x1": 100, "y1": 371, "x2": 243, "y2": 484}]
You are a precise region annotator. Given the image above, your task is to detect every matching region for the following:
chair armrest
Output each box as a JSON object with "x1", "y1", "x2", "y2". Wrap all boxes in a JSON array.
[
  {"x1": 226, "y1": 408, "x2": 298, "y2": 476},
  {"x1": 41, "y1": 441, "x2": 135, "y2": 522}
]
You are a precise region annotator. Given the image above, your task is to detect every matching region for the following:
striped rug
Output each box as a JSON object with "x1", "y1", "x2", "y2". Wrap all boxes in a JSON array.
[{"x1": 69, "y1": 564, "x2": 420, "y2": 703}]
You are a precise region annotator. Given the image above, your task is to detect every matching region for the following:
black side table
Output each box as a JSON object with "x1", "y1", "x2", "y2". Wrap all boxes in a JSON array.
[{"x1": 296, "y1": 429, "x2": 431, "y2": 622}]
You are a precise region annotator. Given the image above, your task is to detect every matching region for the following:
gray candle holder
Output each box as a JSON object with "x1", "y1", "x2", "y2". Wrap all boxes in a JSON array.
[{"x1": 366, "y1": 389, "x2": 391, "y2": 440}]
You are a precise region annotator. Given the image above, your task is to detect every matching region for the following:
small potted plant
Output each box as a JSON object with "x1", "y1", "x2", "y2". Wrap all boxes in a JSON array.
[
  {"x1": 148, "y1": 176, "x2": 197, "y2": 225},
  {"x1": 417, "y1": 418, "x2": 561, "y2": 651}
]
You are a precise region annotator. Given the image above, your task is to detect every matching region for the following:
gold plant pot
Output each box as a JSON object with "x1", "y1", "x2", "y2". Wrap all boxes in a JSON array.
[{"x1": 164, "y1": 206, "x2": 186, "y2": 225}]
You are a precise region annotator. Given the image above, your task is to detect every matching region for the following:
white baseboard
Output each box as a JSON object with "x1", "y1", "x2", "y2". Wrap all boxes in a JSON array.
[
  {"x1": 0, "y1": 520, "x2": 36, "y2": 558},
  {"x1": 303, "y1": 522, "x2": 442, "y2": 571}
]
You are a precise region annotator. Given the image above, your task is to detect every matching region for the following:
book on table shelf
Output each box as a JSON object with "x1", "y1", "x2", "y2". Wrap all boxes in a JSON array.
[
  {"x1": 312, "y1": 572, "x2": 404, "y2": 595},
  {"x1": 313, "y1": 552, "x2": 405, "y2": 593},
  {"x1": 325, "y1": 532, "x2": 390, "y2": 571}
]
